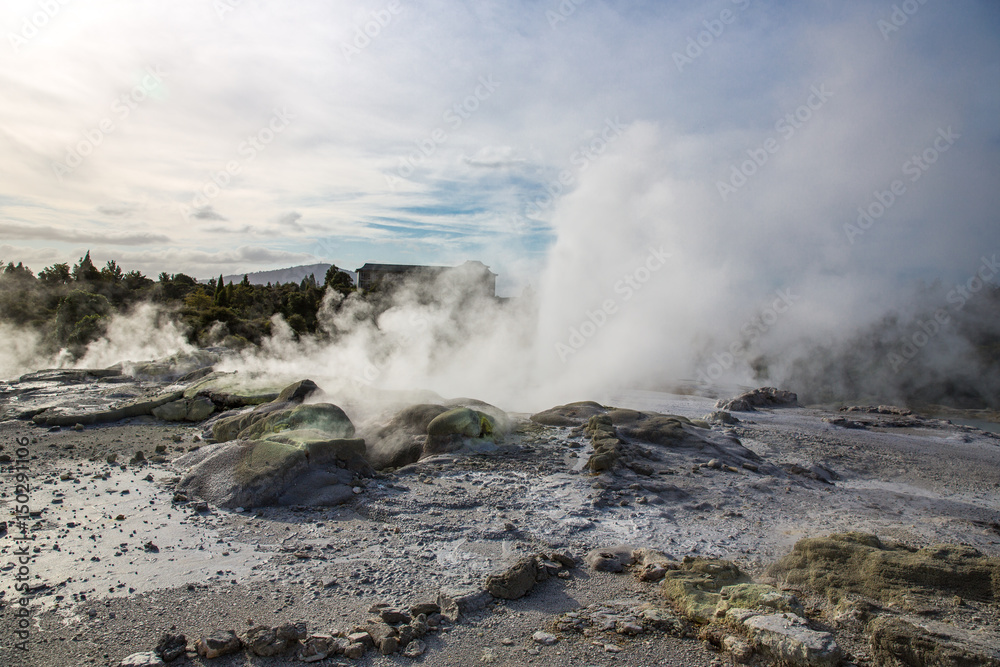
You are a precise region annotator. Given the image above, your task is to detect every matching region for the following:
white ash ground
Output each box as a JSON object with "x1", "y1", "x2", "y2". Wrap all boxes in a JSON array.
[{"x1": 1, "y1": 388, "x2": 999, "y2": 666}]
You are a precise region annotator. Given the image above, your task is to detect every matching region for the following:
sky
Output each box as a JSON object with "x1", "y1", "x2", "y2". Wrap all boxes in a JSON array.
[{"x1": 1, "y1": 0, "x2": 999, "y2": 299}]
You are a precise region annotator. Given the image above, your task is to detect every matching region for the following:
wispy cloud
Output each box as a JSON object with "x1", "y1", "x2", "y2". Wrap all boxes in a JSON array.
[{"x1": 0, "y1": 222, "x2": 169, "y2": 245}]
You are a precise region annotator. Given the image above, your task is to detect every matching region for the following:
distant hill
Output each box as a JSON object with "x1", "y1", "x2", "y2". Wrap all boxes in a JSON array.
[{"x1": 216, "y1": 263, "x2": 356, "y2": 287}]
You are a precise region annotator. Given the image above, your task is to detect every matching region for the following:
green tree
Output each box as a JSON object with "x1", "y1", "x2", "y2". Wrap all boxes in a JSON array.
[
  {"x1": 101, "y1": 260, "x2": 124, "y2": 283},
  {"x1": 123, "y1": 270, "x2": 152, "y2": 290},
  {"x1": 39, "y1": 263, "x2": 71, "y2": 285},
  {"x1": 324, "y1": 265, "x2": 355, "y2": 295},
  {"x1": 72, "y1": 251, "x2": 101, "y2": 282}
]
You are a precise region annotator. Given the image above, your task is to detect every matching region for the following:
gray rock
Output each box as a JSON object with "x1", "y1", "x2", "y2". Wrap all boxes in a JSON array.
[
  {"x1": 532, "y1": 631, "x2": 559, "y2": 646},
  {"x1": 344, "y1": 642, "x2": 366, "y2": 659},
  {"x1": 585, "y1": 545, "x2": 636, "y2": 573},
  {"x1": 297, "y1": 634, "x2": 334, "y2": 663},
  {"x1": 245, "y1": 626, "x2": 290, "y2": 657},
  {"x1": 484, "y1": 556, "x2": 539, "y2": 600},
  {"x1": 402, "y1": 639, "x2": 427, "y2": 658},
  {"x1": 185, "y1": 396, "x2": 216, "y2": 421},
  {"x1": 195, "y1": 629, "x2": 241, "y2": 659},
  {"x1": 380, "y1": 609, "x2": 411, "y2": 624},
  {"x1": 716, "y1": 387, "x2": 797, "y2": 412},
  {"x1": 120, "y1": 652, "x2": 165, "y2": 667},
  {"x1": 152, "y1": 400, "x2": 189, "y2": 422},
  {"x1": 705, "y1": 410, "x2": 739, "y2": 424},
  {"x1": 155, "y1": 633, "x2": 187, "y2": 662},
  {"x1": 438, "y1": 585, "x2": 492, "y2": 621},
  {"x1": 742, "y1": 613, "x2": 841, "y2": 666},
  {"x1": 410, "y1": 602, "x2": 441, "y2": 617}
]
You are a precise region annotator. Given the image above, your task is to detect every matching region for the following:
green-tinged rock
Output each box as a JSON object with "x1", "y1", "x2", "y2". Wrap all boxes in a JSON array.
[
  {"x1": 660, "y1": 559, "x2": 751, "y2": 623},
  {"x1": 185, "y1": 396, "x2": 215, "y2": 421},
  {"x1": 32, "y1": 390, "x2": 184, "y2": 427},
  {"x1": 868, "y1": 616, "x2": 1000, "y2": 667},
  {"x1": 275, "y1": 379, "x2": 321, "y2": 403},
  {"x1": 151, "y1": 399, "x2": 189, "y2": 422},
  {"x1": 424, "y1": 407, "x2": 497, "y2": 456},
  {"x1": 427, "y1": 408, "x2": 491, "y2": 438},
  {"x1": 211, "y1": 379, "x2": 330, "y2": 442},
  {"x1": 152, "y1": 397, "x2": 216, "y2": 422},
  {"x1": 717, "y1": 583, "x2": 805, "y2": 617},
  {"x1": 181, "y1": 372, "x2": 280, "y2": 406},
  {"x1": 530, "y1": 401, "x2": 607, "y2": 426},
  {"x1": 234, "y1": 439, "x2": 307, "y2": 487},
  {"x1": 364, "y1": 404, "x2": 450, "y2": 470},
  {"x1": 238, "y1": 403, "x2": 355, "y2": 441},
  {"x1": 767, "y1": 533, "x2": 1000, "y2": 604}
]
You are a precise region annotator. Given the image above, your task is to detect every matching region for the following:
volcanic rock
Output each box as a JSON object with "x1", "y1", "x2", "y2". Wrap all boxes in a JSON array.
[
  {"x1": 155, "y1": 633, "x2": 187, "y2": 662},
  {"x1": 484, "y1": 556, "x2": 539, "y2": 600},
  {"x1": 120, "y1": 652, "x2": 165, "y2": 667},
  {"x1": 766, "y1": 532, "x2": 1000, "y2": 603},
  {"x1": 660, "y1": 558, "x2": 751, "y2": 623},
  {"x1": 868, "y1": 616, "x2": 1000, "y2": 667},
  {"x1": 585, "y1": 545, "x2": 637, "y2": 573},
  {"x1": 716, "y1": 386, "x2": 798, "y2": 412},
  {"x1": 740, "y1": 612, "x2": 842, "y2": 666},
  {"x1": 195, "y1": 629, "x2": 241, "y2": 659}
]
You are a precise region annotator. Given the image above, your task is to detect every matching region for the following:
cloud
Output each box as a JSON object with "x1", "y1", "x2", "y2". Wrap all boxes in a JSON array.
[
  {"x1": 191, "y1": 207, "x2": 227, "y2": 221},
  {"x1": 463, "y1": 146, "x2": 527, "y2": 168},
  {"x1": 276, "y1": 211, "x2": 303, "y2": 231},
  {"x1": 0, "y1": 223, "x2": 169, "y2": 245}
]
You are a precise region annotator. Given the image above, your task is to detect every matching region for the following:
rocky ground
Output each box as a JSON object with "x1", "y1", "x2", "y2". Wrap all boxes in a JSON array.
[{"x1": 1, "y1": 366, "x2": 999, "y2": 666}]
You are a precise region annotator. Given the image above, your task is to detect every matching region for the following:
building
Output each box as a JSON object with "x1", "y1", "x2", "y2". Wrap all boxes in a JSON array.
[{"x1": 354, "y1": 260, "x2": 497, "y2": 296}]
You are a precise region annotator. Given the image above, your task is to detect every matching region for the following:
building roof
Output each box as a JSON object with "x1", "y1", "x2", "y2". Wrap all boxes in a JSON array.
[{"x1": 355, "y1": 260, "x2": 496, "y2": 275}]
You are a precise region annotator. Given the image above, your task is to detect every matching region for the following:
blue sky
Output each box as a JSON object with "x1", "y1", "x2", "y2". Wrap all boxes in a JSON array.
[{"x1": 1, "y1": 0, "x2": 998, "y2": 297}]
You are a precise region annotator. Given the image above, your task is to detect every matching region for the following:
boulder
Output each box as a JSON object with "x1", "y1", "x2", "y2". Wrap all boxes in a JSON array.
[
  {"x1": 195, "y1": 630, "x2": 241, "y2": 659},
  {"x1": 530, "y1": 401, "x2": 607, "y2": 426},
  {"x1": 154, "y1": 633, "x2": 187, "y2": 662},
  {"x1": 152, "y1": 397, "x2": 216, "y2": 422},
  {"x1": 32, "y1": 390, "x2": 184, "y2": 427},
  {"x1": 766, "y1": 533, "x2": 1000, "y2": 604},
  {"x1": 484, "y1": 556, "x2": 539, "y2": 600},
  {"x1": 175, "y1": 431, "x2": 367, "y2": 509},
  {"x1": 660, "y1": 559, "x2": 751, "y2": 623},
  {"x1": 869, "y1": 616, "x2": 1000, "y2": 667},
  {"x1": 716, "y1": 387, "x2": 798, "y2": 412},
  {"x1": 245, "y1": 626, "x2": 291, "y2": 657},
  {"x1": 438, "y1": 585, "x2": 492, "y2": 621},
  {"x1": 717, "y1": 583, "x2": 805, "y2": 617},
  {"x1": 742, "y1": 613, "x2": 842, "y2": 666},
  {"x1": 585, "y1": 545, "x2": 637, "y2": 573},
  {"x1": 424, "y1": 407, "x2": 496, "y2": 456},
  {"x1": 364, "y1": 404, "x2": 449, "y2": 470}
]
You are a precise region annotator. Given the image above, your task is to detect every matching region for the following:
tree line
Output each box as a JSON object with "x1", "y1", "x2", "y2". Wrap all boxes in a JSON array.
[{"x1": 0, "y1": 252, "x2": 356, "y2": 358}]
